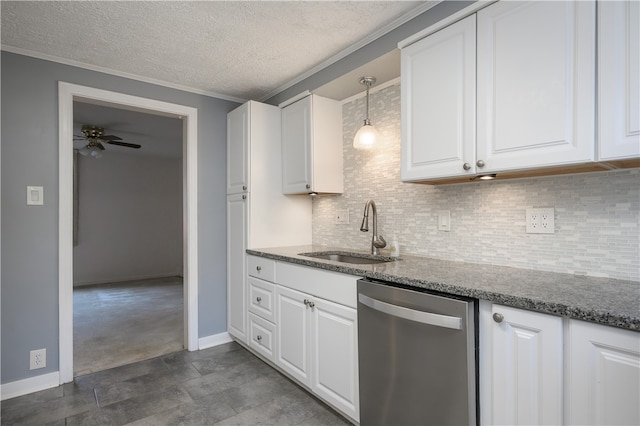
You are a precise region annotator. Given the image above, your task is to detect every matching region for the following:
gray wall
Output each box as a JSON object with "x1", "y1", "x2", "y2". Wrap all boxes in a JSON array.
[
  {"x1": 1, "y1": 51, "x2": 238, "y2": 384},
  {"x1": 73, "y1": 153, "x2": 183, "y2": 286}
]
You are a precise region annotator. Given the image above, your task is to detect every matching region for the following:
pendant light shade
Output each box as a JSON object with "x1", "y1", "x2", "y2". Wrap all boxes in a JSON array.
[
  {"x1": 353, "y1": 122, "x2": 381, "y2": 150},
  {"x1": 353, "y1": 76, "x2": 380, "y2": 150}
]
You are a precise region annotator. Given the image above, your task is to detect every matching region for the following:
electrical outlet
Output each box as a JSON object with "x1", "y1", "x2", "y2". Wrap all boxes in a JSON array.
[
  {"x1": 526, "y1": 208, "x2": 555, "y2": 234},
  {"x1": 335, "y1": 209, "x2": 349, "y2": 224},
  {"x1": 30, "y1": 348, "x2": 46, "y2": 370}
]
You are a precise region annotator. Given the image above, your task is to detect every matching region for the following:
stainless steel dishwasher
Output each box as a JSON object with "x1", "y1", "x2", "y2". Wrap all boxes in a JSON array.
[{"x1": 357, "y1": 278, "x2": 478, "y2": 425}]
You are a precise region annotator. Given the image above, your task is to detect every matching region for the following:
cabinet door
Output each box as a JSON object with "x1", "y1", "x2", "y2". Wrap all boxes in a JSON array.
[
  {"x1": 597, "y1": 0, "x2": 640, "y2": 161},
  {"x1": 310, "y1": 297, "x2": 359, "y2": 422},
  {"x1": 275, "y1": 286, "x2": 311, "y2": 386},
  {"x1": 401, "y1": 15, "x2": 476, "y2": 181},
  {"x1": 568, "y1": 320, "x2": 640, "y2": 425},
  {"x1": 491, "y1": 304, "x2": 563, "y2": 425},
  {"x1": 227, "y1": 103, "x2": 249, "y2": 195},
  {"x1": 248, "y1": 313, "x2": 276, "y2": 363},
  {"x1": 281, "y1": 96, "x2": 312, "y2": 194},
  {"x1": 477, "y1": 1, "x2": 595, "y2": 172},
  {"x1": 227, "y1": 193, "x2": 247, "y2": 342}
]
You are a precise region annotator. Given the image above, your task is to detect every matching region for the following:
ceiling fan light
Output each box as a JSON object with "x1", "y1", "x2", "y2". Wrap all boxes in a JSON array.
[
  {"x1": 90, "y1": 149, "x2": 103, "y2": 158},
  {"x1": 78, "y1": 147, "x2": 91, "y2": 156},
  {"x1": 353, "y1": 123, "x2": 380, "y2": 150}
]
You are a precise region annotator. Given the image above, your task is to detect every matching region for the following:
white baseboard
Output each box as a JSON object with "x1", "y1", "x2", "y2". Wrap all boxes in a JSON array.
[
  {"x1": 198, "y1": 332, "x2": 233, "y2": 350},
  {"x1": 1, "y1": 371, "x2": 60, "y2": 401}
]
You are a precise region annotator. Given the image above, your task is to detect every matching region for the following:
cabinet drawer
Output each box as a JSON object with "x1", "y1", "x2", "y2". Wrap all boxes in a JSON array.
[
  {"x1": 248, "y1": 313, "x2": 276, "y2": 363},
  {"x1": 247, "y1": 255, "x2": 276, "y2": 281},
  {"x1": 248, "y1": 277, "x2": 276, "y2": 322},
  {"x1": 276, "y1": 261, "x2": 360, "y2": 308}
]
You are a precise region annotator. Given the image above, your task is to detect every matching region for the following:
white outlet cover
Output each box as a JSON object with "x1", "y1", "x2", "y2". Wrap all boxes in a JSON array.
[
  {"x1": 29, "y1": 348, "x2": 46, "y2": 370},
  {"x1": 526, "y1": 207, "x2": 555, "y2": 234}
]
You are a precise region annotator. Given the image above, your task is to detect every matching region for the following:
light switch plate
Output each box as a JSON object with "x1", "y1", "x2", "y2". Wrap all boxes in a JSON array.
[
  {"x1": 335, "y1": 209, "x2": 349, "y2": 225},
  {"x1": 27, "y1": 186, "x2": 44, "y2": 205},
  {"x1": 438, "y1": 210, "x2": 451, "y2": 232}
]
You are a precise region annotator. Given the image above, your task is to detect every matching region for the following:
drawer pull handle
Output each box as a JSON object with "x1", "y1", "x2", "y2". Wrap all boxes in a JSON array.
[
  {"x1": 256, "y1": 335, "x2": 262, "y2": 342},
  {"x1": 256, "y1": 266, "x2": 262, "y2": 271},
  {"x1": 256, "y1": 296, "x2": 262, "y2": 303}
]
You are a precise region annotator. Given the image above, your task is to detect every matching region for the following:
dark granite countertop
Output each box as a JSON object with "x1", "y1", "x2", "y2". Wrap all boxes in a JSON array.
[{"x1": 247, "y1": 245, "x2": 640, "y2": 331}]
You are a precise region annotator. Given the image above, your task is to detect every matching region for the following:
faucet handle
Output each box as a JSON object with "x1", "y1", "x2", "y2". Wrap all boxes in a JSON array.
[{"x1": 373, "y1": 235, "x2": 387, "y2": 249}]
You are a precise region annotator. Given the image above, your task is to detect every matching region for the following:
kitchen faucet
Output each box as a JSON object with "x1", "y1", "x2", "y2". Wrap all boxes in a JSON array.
[{"x1": 360, "y1": 199, "x2": 386, "y2": 255}]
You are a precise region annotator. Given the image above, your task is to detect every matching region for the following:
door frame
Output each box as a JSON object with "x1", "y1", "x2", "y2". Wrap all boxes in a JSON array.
[{"x1": 58, "y1": 82, "x2": 199, "y2": 383}]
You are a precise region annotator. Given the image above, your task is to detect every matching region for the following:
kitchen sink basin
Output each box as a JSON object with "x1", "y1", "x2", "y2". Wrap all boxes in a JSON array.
[{"x1": 300, "y1": 251, "x2": 396, "y2": 265}]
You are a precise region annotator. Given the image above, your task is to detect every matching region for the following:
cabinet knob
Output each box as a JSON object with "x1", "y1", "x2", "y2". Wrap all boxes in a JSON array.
[
  {"x1": 303, "y1": 299, "x2": 310, "y2": 306},
  {"x1": 493, "y1": 312, "x2": 504, "y2": 323},
  {"x1": 308, "y1": 301, "x2": 315, "y2": 309},
  {"x1": 476, "y1": 160, "x2": 485, "y2": 168},
  {"x1": 256, "y1": 335, "x2": 262, "y2": 342},
  {"x1": 242, "y1": 185, "x2": 247, "y2": 191},
  {"x1": 305, "y1": 184, "x2": 311, "y2": 189},
  {"x1": 256, "y1": 296, "x2": 262, "y2": 303},
  {"x1": 242, "y1": 195, "x2": 247, "y2": 200},
  {"x1": 256, "y1": 266, "x2": 262, "y2": 271},
  {"x1": 463, "y1": 163, "x2": 471, "y2": 171}
]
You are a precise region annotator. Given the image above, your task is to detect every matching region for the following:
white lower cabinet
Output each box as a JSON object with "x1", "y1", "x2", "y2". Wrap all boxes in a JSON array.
[
  {"x1": 276, "y1": 284, "x2": 359, "y2": 422},
  {"x1": 482, "y1": 302, "x2": 640, "y2": 426},
  {"x1": 248, "y1": 312, "x2": 276, "y2": 363},
  {"x1": 567, "y1": 319, "x2": 640, "y2": 425},
  {"x1": 487, "y1": 304, "x2": 563, "y2": 425},
  {"x1": 276, "y1": 285, "x2": 312, "y2": 386}
]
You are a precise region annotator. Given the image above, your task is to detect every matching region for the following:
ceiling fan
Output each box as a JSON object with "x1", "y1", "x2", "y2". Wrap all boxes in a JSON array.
[{"x1": 74, "y1": 125, "x2": 141, "y2": 158}]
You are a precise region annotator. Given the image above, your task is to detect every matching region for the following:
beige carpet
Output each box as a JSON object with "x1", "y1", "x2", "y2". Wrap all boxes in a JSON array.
[{"x1": 73, "y1": 277, "x2": 183, "y2": 376}]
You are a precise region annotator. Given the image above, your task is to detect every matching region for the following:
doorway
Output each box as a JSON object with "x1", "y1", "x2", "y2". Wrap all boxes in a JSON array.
[
  {"x1": 72, "y1": 100, "x2": 185, "y2": 375},
  {"x1": 58, "y1": 82, "x2": 199, "y2": 384}
]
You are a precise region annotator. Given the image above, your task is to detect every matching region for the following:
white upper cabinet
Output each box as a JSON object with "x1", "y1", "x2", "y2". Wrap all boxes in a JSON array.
[
  {"x1": 401, "y1": 15, "x2": 476, "y2": 181},
  {"x1": 400, "y1": 1, "x2": 597, "y2": 182},
  {"x1": 476, "y1": 1, "x2": 596, "y2": 173},
  {"x1": 597, "y1": 0, "x2": 640, "y2": 162},
  {"x1": 281, "y1": 94, "x2": 343, "y2": 195},
  {"x1": 227, "y1": 103, "x2": 248, "y2": 195}
]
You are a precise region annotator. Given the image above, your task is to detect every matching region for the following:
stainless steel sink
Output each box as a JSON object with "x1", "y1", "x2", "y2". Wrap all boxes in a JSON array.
[{"x1": 300, "y1": 251, "x2": 396, "y2": 265}]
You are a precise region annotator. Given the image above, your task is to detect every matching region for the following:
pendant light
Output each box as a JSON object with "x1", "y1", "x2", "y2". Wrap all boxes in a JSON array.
[{"x1": 353, "y1": 76, "x2": 381, "y2": 150}]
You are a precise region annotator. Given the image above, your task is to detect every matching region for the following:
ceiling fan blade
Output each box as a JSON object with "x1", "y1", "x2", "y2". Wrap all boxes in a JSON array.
[
  {"x1": 96, "y1": 142, "x2": 106, "y2": 150},
  {"x1": 100, "y1": 135, "x2": 123, "y2": 141},
  {"x1": 73, "y1": 137, "x2": 86, "y2": 141},
  {"x1": 107, "y1": 140, "x2": 141, "y2": 149}
]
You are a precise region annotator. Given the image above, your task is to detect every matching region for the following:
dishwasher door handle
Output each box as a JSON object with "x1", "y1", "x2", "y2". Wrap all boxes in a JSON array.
[{"x1": 358, "y1": 293, "x2": 463, "y2": 330}]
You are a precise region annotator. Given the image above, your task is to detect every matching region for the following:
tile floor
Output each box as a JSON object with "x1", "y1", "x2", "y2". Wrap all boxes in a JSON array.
[{"x1": 1, "y1": 342, "x2": 351, "y2": 425}]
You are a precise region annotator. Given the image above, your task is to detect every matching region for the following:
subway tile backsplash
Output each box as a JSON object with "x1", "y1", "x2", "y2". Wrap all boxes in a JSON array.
[{"x1": 312, "y1": 83, "x2": 640, "y2": 281}]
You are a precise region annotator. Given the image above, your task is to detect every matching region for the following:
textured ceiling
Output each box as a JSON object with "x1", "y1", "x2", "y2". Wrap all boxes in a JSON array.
[{"x1": 2, "y1": 1, "x2": 424, "y2": 101}]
